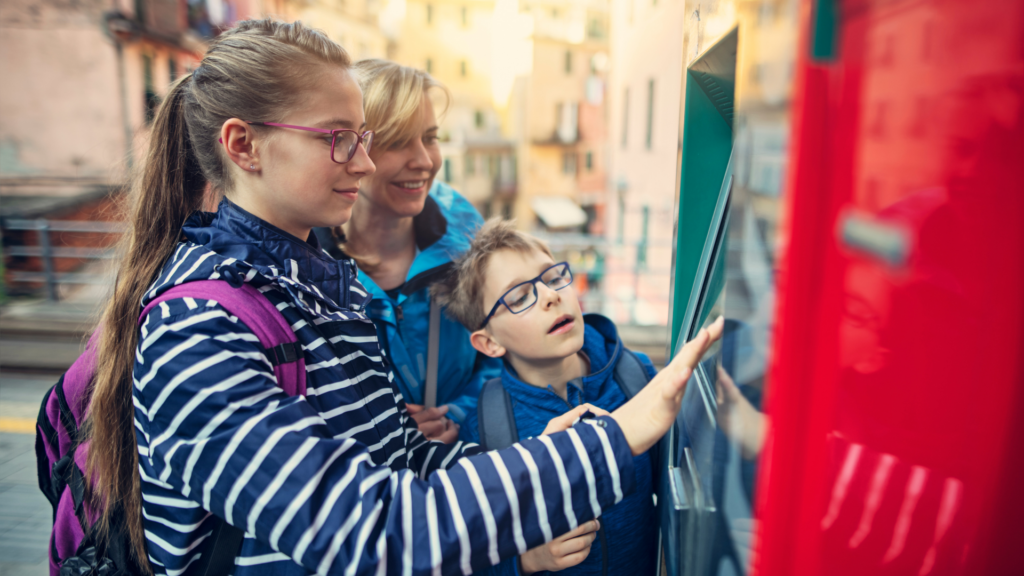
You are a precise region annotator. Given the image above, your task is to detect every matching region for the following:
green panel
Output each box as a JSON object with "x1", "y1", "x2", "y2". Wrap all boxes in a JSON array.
[
  {"x1": 811, "y1": 0, "x2": 839, "y2": 61},
  {"x1": 670, "y1": 72, "x2": 734, "y2": 352}
]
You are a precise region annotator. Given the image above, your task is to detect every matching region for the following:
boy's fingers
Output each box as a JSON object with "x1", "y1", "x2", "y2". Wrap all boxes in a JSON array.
[
  {"x1": 578, "y1": 403, "x2": 610, "y2": 417},
  {"x1": 406, "y1": 403, "x2": 423, "y2": 414},
  {"x1": 410, "y1": 405, "x2": 449, "y2": 424},
  {"x1": 559, "y1": 531, "x2": 597, "y2": 555},
  {"x1": 558, "y1": 548, "x2": 593, "y2": 569}
]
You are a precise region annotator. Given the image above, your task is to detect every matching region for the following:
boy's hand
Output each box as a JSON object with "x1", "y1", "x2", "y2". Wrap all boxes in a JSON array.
[
  {"x1": 611, "y1": 317, "x2": 725, "y2": 456},
  {"x1": 519, "y1": 519, "x2": 600, "y2": 574},
  {"x1": 541, "y1": 404, "x2": 611, "y2": 436},
  {"x1": 407, "y1": 404, "x2": 460, "y2": 443}
]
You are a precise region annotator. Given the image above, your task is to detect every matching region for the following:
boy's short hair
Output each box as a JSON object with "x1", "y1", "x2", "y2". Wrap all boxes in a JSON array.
[{"x1": 433, "y1": 218, "x2": 553, "y2": 331}]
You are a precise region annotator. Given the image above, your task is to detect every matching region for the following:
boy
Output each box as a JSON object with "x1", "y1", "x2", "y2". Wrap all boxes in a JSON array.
[{"x1": 433, "y1": 218, "x2": 660, "y2": 576}]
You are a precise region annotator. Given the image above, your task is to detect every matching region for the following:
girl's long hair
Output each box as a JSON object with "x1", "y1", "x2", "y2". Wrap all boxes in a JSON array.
[{"x1": 85, "y1": 19, "x2": 350, "y2": 569}]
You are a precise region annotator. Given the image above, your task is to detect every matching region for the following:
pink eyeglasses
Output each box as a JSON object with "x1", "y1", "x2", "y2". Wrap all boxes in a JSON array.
[{"x1": 245, "y1": 121, "x2": 374, "y2": 164}]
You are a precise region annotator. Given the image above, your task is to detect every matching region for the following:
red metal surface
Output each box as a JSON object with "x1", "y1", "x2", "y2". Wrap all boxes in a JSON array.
[{"x1": 755, "y1": 1, "x2": 1024, "y2": 576}]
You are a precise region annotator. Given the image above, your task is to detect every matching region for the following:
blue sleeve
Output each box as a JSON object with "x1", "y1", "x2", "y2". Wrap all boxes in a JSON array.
[
  {"x1": 450, "y1": 354, "x2": 500, "y2": 440},
  {"x1": 459, "y1": 391, "x2": 483, "y2": 444},
  {"x1": 136, "y1": 301, "x2": 637, "y2": 575},
  {"x1": 630, "y1": 350, "x2": 660, "y2": 380}
]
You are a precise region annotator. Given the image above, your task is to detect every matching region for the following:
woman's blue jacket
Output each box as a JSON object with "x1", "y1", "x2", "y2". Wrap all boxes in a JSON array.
[
  {"x1": 133, "y1": 197, "x2": 637, "y2": 575},
  {"x1": 352, "y1": 182, "x2": 501, "y2": 429}
]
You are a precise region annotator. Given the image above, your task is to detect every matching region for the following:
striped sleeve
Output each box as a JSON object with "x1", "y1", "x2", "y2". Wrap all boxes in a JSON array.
[{"x1": 136, "y1": 303, "x2": 636, "y2": 575}]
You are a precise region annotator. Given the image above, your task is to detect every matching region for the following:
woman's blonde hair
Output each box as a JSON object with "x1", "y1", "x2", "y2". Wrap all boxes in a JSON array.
[
  {"x1": 87, "y1": 19, "x2": 349, "y2": 571},
  {"x1": 353, "y1": 58, "x2": 450, "y2": 151}
]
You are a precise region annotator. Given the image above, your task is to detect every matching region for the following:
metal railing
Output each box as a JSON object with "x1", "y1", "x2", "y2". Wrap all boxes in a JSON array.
[{"x1": 2, "y1": 219, "x2": 124, "y2": 301}]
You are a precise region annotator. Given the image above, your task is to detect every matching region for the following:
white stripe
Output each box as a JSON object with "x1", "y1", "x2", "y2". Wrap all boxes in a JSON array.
[
  {"x1": 401, "y1": 472, "x2": 415, "y2": 576},
  {"x1": 223, "y1": 416, "x2": 325, "y2": 524},
  {"x1": 375, "y1": 529, "x2": 388, "y2": 576},
  {"x1": 321, "y1": 387, "x2": 391, "y2": 420},
  {"x1": 567, "y1": 428, "x2": 601, "y2": 518},
  {"x1": 141, "y1": 509, "x2": 211, "y2": 533},
  {"x1": 487, "y1": 451, "x2": 528, "y2": 553},
  {"x1": 385, "y1": 446, "x2": 408, "y2": 467},
  {"x1": 427, "y1": 487, "x2": 442, "y2": 576},
  {"x1": 439, "y1": 442, "x2": 463, "y2": 470},
  {"x1": 459, "y1": 458, "x2": 500, "y2": 565},
  {"x1": 307, "y1": 369, "x2": 389, "y2": 397},
  {"x1": 311, "y1": 468, "x2": 389, "y2": 573},
  {"x1": 173, "y1": 250, "x2": 215, "y2": 286},
  {"x1": 138, "y1": 332, "x2": 209, "y2": 386},
  {"x1": 341, "y1": 498, "x2": 384, "y2": 576},
  {"x1": 149, "y1": 244, "x2": 199, "y2": 298},
  {"x1": 183, "y1": 297, "x2": 197, "y2": 310},
  {"x1": 513, "y1": 443, "x2": 552, "y2": 542},
  {"x1": 164, "y1": 550, "x2": 204, "y2": 576},
  {"x1": 538, "y1": 435, "x2": 577, "y2": 530},
  {"x1": 335, "y1": 407, "x2": 398, "y2": 440},
  {"x1": 235, "y1": 552, "x2": 291, "y2": 565},
  {"x1": 141, "y1": 493, "x2": 200, "y2": 508},
  {"x1": 197, "y1": 401, "x2": 280, "y2": 501},
  {"x1": 584, "y1": 420, "x2": 623, "y2": 504},
  {"x1": 246, "y1": 436, "x2": 319, "y2": 534},
  {"x1": 144, "y1": 528, "x2": 212, "y2": 556},
  {"x1": 437, "y1": 471, "x2": 473, "y2": 575},
  {"x1": 419, "y1": 446, "x2": 438, "y2": 479},
  {"x1": 159, "y1": 301, "x2": 170, "y2": 318},
  {"x1": 149, "y1": 350, "x2": 267, "y2": 417},
  {"x1": 269, "y1": 439, "x2": 357, "y2": 550},
  {"x1": 306, "y1": 350, "x2": 383, "y2": 372},
  {"x1": 292, "y1": 454, "x2": 373, "y2": 561},
  {"x1": 330, "y1": 334, "x2": 378, "y2": 344},
  {"x1": 366, "y1": 427, "x2": 404, "y2": 454},
  {"x1": 150, "y1": 369, "x2": 261, "y2": 453},
  {"x1": 177, "y1": 390, "x2": 280, "y2": 491}
]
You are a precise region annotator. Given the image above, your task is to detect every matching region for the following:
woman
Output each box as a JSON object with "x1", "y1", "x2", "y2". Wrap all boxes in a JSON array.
[
  {"x1": 85, "y1": 18, "x2": 719, "y2": 574},
  {"x1": 316, "y1": 60, "x2": 499, "y2": 443}
]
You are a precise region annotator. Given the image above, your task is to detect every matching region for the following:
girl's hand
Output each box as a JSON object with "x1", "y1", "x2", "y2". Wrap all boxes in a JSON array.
[
  {"x1": 519, "y1": 519, "x2": 600, "y2": 574},
  {"x1": 406, "y1": 404, "x2": 460, "y2": 443},
  {"x1": 611, "y1": 317, "x2": 725, "y2": 456},
  {"x1": 541, "y1": 404, "x2": 611, "y2": 436}
]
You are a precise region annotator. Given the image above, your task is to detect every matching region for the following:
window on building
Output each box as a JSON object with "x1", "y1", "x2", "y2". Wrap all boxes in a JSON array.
[
  {"x1": 622, "y1": 88, "x2": 630, "y2": 148},
  {"x1": 426, "y1": 3, "x2": 433, "y2": 24},
  {"x1": 169, "y1": 57, "x2": 178, "y2": 83},
  {"x1": 586, "y1": 151, "x2": 593, "y2": 171},
  {"x1": 461, "y1": 6, "x2": 468, "y2": 26},
  {"x1": 474, "y1": 110, "x2": 485, "y2": 128},
  {"x1": 460, "y1": 60, "x2": 467, "y2": 77},
  {"x1": 143, "y1": 54, "x2": 158, "y2": 124},
  {"x1": 489, "y1": 155, "x2": 498, "y2": 177},
  {"x1": 645, "y1": 79, "x2": 655, "y2": 150},
  {"x1": 563, "y1": 151, "x2": 577, "y2": 175},
  {"x1": 466, "y1": 154, "x2": 475, "y2": 175},
  {"x1": 564, "y1": 50, "x2": 572, "y2": 75},
  {"x1": 426, "y1": 58, "x2": 433, "y2": 74}
]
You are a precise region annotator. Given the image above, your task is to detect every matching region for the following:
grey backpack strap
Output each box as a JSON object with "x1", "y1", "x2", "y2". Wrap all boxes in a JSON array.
[
  {"x1": 424, "y1": 298, "x2": 442, "y2": 408},
  {"x1": 477, "y1": 378, "x2": 518, "y2": 451},
  {"x1": 613, "y1": 346, "x2": 651, "y2": 400}
]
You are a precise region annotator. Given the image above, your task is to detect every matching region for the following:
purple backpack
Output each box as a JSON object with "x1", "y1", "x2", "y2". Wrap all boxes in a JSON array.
[{"x1": 35, "y1": 281, "x2": 306, "y2": 575}]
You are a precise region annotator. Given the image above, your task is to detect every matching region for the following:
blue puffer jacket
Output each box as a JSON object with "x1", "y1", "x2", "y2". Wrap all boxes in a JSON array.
[
  {"x1": 462, "y1": 315, "x2": 659, "y2": 576},
  {"x1": 349, "y1": 182, "x2": 500, "y2": 428},
  {"x1": 134, "y1": 198, "x2": 638, "y2": 575}
]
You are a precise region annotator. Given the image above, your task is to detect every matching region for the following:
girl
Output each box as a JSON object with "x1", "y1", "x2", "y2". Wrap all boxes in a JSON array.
[
  {"x1": 316, "y1": 60, "x2": 499, "y2": 443},
  {"x1": 87, "y1": 18, "x2": 720, "y2": 574}
]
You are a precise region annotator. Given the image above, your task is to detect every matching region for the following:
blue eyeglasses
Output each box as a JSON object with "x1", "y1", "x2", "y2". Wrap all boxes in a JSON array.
[{"x1": 479, "y1": 262, "x2": 574, "y2": 329}]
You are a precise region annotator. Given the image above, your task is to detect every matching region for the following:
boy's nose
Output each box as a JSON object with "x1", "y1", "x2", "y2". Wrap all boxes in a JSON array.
[{"x1": 537, "y1": 282, "x2": 561, "y2": 308}]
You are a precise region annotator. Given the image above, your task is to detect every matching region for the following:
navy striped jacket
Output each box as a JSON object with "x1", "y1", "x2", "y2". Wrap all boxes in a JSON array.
[{"x1": 133, "y1": 198, "x2": 637, "y2": 575}]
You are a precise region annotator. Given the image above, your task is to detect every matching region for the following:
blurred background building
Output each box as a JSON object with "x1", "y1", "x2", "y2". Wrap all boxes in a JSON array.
[{"x1": 0, "y1": 0, "x2": 799, "y2": 338}]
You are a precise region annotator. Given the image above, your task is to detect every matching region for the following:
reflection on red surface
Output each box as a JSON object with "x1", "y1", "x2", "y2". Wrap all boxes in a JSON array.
[
  {"x1": 820, "y1": 435, "x2": 966, "y2": 575},
  {"x1": 754, "y1": 0, "x2": 1024, "y2": 575}
]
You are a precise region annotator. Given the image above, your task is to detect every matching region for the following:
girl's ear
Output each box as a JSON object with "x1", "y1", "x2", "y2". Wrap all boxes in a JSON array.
[
  {"x1": 221, "y1": 119, "x2": 261, "y2": 173},
  {"x1": 470, "y1": 329, "x2": 506, "y2": 359}
]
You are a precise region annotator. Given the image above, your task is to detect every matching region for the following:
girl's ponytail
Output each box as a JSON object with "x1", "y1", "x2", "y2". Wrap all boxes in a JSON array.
[
  {"x1": 87, "y1": 73, "x2": 205, "y2": 570},
  {"x1": 85, "y1": 19, "x2": 350, "y2": 570}
]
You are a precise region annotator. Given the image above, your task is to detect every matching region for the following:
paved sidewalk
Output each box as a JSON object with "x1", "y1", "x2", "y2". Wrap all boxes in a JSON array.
[{"x1": 0, "y1": 375, "x2": 54, "y2": 576}]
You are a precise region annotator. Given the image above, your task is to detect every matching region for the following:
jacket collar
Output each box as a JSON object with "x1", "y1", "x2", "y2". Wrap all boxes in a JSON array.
[{"x1": 178, "y1": 197, "x2": 371, "y2": 313}]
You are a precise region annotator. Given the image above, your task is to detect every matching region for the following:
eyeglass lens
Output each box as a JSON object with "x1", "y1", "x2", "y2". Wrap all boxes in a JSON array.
[
  {"x1": 332, "y1": 131, "x2": 373, "y2": 163},
  {"x1": 505, "y1": 264, "x2": 572, "y2": 313}
]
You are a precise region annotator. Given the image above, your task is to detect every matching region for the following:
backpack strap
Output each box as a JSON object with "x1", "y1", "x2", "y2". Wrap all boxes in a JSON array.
[
  {"x1": 140, "y1": 280, "x2": 306, "y2": 396},
  {"x1": 613, "y1": 345, "x2": 652, "y2": 400},
  {"x1": 423, "y1": 298, "x2": 442, "y2": 408},
  {"x1": 477, "y1": 378, "x2": 519, "y2": 451},
  {"x1": 193, "y1": 511, "x2": 248, "y2": 576}
]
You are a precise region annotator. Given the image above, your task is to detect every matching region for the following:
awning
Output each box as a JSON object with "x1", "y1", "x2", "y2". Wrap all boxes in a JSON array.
[{"x1": 531, "y1": 196, "x2": 588, "y2": 229}]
